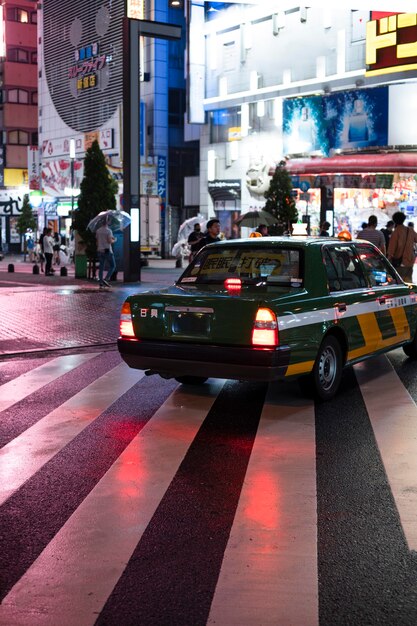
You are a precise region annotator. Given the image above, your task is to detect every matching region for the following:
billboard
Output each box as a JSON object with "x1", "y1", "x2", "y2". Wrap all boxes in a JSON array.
[{"x1": 283, "y1": 87, "x2": 388, "y2": 157}]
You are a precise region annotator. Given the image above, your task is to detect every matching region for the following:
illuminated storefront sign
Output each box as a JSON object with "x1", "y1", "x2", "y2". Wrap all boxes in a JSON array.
[
  {"x1": 127, "y1": 0, "x2": 144, "y2": 19},
  {"x1": 366, "y1": 13, "x2": 417, "y2": 76},
  {"x1": 68, "y1": 42, "x2": 106, "y2": 91}
]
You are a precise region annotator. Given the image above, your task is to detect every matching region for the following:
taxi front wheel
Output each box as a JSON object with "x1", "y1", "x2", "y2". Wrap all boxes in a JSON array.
[{"x1": 312, "y1": 336, "x2": 343, "y2": 401}]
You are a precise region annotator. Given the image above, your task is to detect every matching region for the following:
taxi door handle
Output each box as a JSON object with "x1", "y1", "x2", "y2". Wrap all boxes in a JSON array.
[{"x1": 336, "y1": 302, "x2": 347, "y2": 312}]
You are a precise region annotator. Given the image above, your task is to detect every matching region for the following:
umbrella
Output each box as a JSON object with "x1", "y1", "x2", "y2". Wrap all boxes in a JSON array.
[
  {"x1": 235, "y1": 209, "x2": 276, "y2": 228},
  {"x1": 177, "y1": 215, "x2": 207, "y2": 242},
  {"x1": 87, "y1": 210, "x2": 132, "y2": 233}
]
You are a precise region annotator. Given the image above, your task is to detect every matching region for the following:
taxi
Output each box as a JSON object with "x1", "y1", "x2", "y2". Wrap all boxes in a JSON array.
[{"x1": 118, "y1": 237, "x2": 417, "y2": 400}]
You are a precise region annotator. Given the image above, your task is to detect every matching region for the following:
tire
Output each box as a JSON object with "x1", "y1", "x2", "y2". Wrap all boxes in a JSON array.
[
  {"x1": 403, "y1": 334, "x2": 417, "y2": 358},
  {"x1": 175, "y1": 376, "x2": 208, "y2": 385},
  {"x1": 311, "y1": 336, "x2": 343, "y2": 401}
]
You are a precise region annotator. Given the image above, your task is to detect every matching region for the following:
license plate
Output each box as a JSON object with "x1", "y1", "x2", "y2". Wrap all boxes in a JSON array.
[{"x1": 171, "y1": 312, "x2": 210, "y2": 336}]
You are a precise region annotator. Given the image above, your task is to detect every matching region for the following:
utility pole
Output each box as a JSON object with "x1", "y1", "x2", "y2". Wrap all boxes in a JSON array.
[{"x1": 122, "y1": 17, "x2": 182, "y2": 282}]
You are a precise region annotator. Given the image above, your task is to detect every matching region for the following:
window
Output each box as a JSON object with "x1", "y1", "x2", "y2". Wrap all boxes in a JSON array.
[
  {"x1": 6, "y1": 8, "x2": 29, "y2": 22},
  {"x1": 179, "y1": 246, "x2": 303, "y2": 287},
  {"x1": 31, "y1": 131, "x2": 38, "y2": 145},
  {"x1": 31, "y1": 92, "x2": 38, "y2": 105},
  {"x1": 357, "y1": 245, "x2": 399, "y2": 287},
  {"x1": 8, "y1": 130, "x2": 29, "y2": 145},
  {"x1": 209, "y1": 107, "x2": 240, "y2": 143},
  {"x1": 8, "y1": 89, "x2": 29, "y2": 104},
  {"x1": 31, "y1": 51, "x2": 37, "y2": 64},
  {"x1": 323, "y1": 245, "x2": 367, "y2": 291},
  {"x1": 168, "y1": 88, "x2": 185, "y2": 126},
  {"x1": 31, "y1": 11, "x2": 37, "y2": 24},
  {"x1": 8, "y1": 48, "x2": 29, "y2": 63}
]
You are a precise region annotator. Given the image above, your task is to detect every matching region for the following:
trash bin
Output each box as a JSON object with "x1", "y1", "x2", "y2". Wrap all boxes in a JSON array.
[{"x1": 75, "y1": 254, "x2": 87, "y2": 278}]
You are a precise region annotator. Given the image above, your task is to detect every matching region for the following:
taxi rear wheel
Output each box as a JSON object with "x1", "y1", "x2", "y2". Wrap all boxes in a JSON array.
[
  {"x1": 403, "y1": 334, "x2": 417, "y2": 358},
  {"x1": 175, "y1": 376, "x2": 208, "y2": 385},
  {"x1": 311, "y1": 336, "x2": 343, "y2": 401}
]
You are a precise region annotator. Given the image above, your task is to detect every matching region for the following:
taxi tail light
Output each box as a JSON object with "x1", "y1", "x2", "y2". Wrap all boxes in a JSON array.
[
  {"x1": 120, "y1": 302, "x2": 136, "y2": 339},
  {"x1": 252, "y1": 308, "x2": 278, "y2": 347}
]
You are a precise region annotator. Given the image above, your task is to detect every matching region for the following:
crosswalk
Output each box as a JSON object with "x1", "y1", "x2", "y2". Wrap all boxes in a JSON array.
[{"x1": 1, "y1": 349, "x2": 417, "y2": 625}]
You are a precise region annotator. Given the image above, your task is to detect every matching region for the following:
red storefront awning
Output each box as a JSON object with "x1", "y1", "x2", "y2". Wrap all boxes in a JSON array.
[{"x1": 282, "y1": 153, "x2": 417, "y2": 175}]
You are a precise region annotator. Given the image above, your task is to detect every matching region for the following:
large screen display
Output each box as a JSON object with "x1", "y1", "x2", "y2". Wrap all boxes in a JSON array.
[{"x1": 283, "y1": 87, "x2": 388, "y2": 157}]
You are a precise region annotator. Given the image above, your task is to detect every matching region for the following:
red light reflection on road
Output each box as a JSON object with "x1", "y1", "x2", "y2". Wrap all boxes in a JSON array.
[{"x1": 244, "y1": 470, "x2": 280, "y2": 531}]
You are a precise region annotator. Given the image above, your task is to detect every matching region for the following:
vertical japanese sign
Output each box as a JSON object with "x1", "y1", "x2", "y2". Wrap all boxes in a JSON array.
[
  {"x1": 27, "y1": 146, "x2": 40, "y2": 190},
  {"x1": 0, "y1": 146, "x2": 4, "y2": 187},
  {"x1": 157, "y1": 155, "x2": 167, "y2": 256},
  {"x1": 157, "y1": 156, "x2": 167, "y2": 200}
]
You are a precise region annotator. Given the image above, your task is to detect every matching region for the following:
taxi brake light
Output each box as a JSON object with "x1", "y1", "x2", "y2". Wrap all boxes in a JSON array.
[
  {"x1": 120, "y1": 302, "x2": 136, "y2": 339},
  {"x1": 252, "y1": 307, "x2": 278, "y2": 347},
  {"x1": 224, "y1": 277, "x2": 242, "y2": 292}
]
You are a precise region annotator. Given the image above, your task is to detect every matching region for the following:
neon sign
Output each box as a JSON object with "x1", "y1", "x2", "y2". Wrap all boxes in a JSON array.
[{"x1": 366, "y1": 13, "x2": 417, "y2": 76}]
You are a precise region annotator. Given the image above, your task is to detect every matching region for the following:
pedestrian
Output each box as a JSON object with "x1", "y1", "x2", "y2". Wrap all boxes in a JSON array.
[
  {"x1": 319, "y1": 221, "x2": 330, "y2": 236},
  {"x1": 96, "y1": 220, "x2": 116, "y2": 288},
  {"x1": 187, "y1": 223, "x2": 204, "y2": 262},
  {"x1": 357, "y1": 215, "x2": 386, "y2": 255},
  {"x1": 43, "y1": 227, "x2": 54, "y2": 276},
  {"x1": 26, "y1": 235, "x2": 35, "y2": 262},
  {"x1": 388, "y1": 211, "x2": 417, "y2": 281},
  {"x1": 53, "y1": 233, "x2": 61, "y2": 265},
  {"x1": 381, "y1": 220, "x2": 394, "y2": 248},
  {"x1": 192, "y1": 218, "x2": 221, "y2": 255},
  {"x1": 256, "y1": 223, "x2": 269, "y2": 236}
]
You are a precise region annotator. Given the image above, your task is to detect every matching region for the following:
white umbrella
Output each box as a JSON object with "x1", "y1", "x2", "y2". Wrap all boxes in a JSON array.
[
  {"x1": 87, "y1": 210, "x2": 132, "y2": 233},
  {"x1": 177, "y1": 215, "x2": 207, "y2": 242}
]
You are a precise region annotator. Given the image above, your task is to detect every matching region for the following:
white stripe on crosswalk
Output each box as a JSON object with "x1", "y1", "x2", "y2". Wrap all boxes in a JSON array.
[
  {"x1": 0, "y1": 362, "x2": 142, "y2": 506},
  {"x1": 208, "y1": 384, "x2": 318, "y2": 626},
  {"x1": 0, "y1": 379, "x2": 225, "y2": 626},
  {"x1": 0, "y1": 353, "x2": 99, "y2": 413},
  {"x1": 355, "y1": 355, "x2": 417, "y2": 551}
]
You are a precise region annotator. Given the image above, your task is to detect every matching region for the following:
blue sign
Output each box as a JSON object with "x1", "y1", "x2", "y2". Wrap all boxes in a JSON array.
[
  {"x1": 157, "y1": 155, "x2": 167, "y2": 199},
  {"x1": 299, "y1": 181, "x2": 310, "y2": 192}
]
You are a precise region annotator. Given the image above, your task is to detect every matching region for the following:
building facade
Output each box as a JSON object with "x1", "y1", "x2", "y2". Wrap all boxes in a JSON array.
[
  {"x1": 0, "y1": 0, "x2": 38, "y2": 252},
  {"x1": 191, "y1": 3, "x2": 417, "y2": 238},
  {"x1": 37, "y1": 0, "x2": 198, "y2": 258}
]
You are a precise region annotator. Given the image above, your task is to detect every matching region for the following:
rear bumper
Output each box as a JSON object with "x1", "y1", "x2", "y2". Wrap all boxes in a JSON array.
[{"x1": 117, "y1": 338, "x2": 291, "y2": 381}]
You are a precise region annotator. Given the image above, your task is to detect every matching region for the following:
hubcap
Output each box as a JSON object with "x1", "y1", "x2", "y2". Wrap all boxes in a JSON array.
[{"x1": 318, "y1": 345, "x2": 337, "y2": 391}]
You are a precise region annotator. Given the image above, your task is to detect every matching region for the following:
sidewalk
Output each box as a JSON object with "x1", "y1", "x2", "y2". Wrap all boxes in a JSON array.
[{"x1": 0, "y1": 254, "x2": 183, "y2": 357}]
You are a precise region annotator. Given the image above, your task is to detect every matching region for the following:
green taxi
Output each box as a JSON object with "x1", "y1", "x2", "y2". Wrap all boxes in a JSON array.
[{"x1": 118, "y1": 237, "x2": 417, "y2": 400}]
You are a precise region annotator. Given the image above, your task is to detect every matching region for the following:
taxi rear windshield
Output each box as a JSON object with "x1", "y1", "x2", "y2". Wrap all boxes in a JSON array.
[{"x1": 178, "y1": 246, "x2": 303, "y2": 286}]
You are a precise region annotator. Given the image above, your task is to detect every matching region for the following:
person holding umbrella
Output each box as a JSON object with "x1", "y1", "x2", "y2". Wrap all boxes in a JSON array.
[
  {"x1": 192, "y1": 219, "x2": 221, "y2": 255},
  {"x1": 96, "y1": 219, "x2": 116, "y2": 289}
]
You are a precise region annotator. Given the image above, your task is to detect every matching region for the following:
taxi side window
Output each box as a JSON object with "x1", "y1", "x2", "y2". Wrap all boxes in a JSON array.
[
  {"x1": 323, "y1": 246, "x2": 367, "y2": 291},
  {"x1": 357, "y1": 244, "x2": 399, "y2": 287}
]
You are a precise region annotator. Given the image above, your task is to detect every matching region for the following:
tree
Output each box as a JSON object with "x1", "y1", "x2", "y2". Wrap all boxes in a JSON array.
[
  {"x1": 16, "y1": 194, "x2": 37, "y2": 254},
  {"x1": 72, "y1": 140, "x2": 118, "y2": 258},
  {"x1": 264, "y1": 160, "x2": 298, "y2": 234}
]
